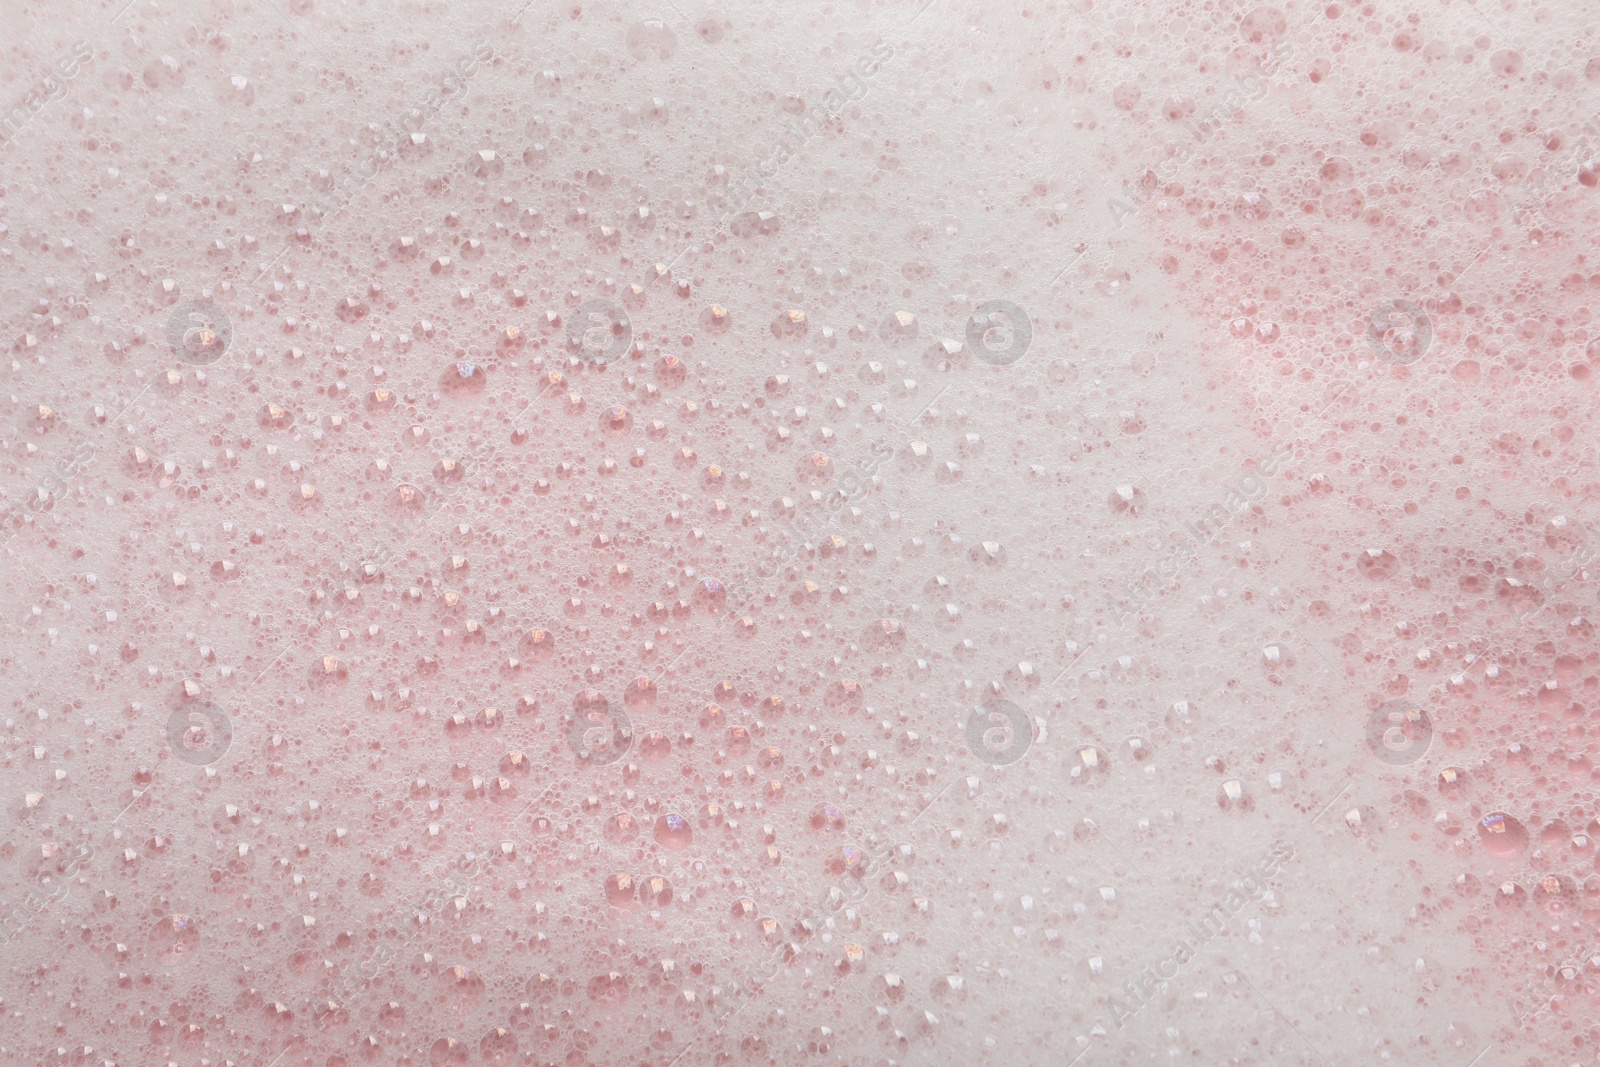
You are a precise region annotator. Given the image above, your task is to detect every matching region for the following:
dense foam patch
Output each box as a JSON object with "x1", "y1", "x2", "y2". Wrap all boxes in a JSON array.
[{"x1": 0, "y1": 2, "x2": 1595, "y2": 1065}]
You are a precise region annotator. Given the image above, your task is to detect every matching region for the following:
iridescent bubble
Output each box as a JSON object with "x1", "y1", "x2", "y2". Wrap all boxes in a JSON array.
[
  {"x1": 601, "y1": 405, "x2": 633, "y2": 434},
  {"x1": 810, "y1": 803, "x2": 845, "y2": 832},
  {"x1": 825, "y1": 844, "x2": 868, "y2": 878},
  {"x1": 700, "y1": 304, "x2": 732, "y2": 332},
  {"x1": 148, "y1": 914, "x2": 200, "y2": 967},
  {"x1": 309, "y1": 654, "x2": 348, "y2": 688},
  {"x1": 694, "y1": 577, "x2": 727, "y2": 611},
  {"x1": 257, "y1": 402, "x2": 295, "y2": 430},
  {"x1": 771, "y1": 309, "x2": 808, "y2": 338},
  {"x1": 1477, "y1": 812, "x2": 1529, "y2": 856},
  {"x1": 441, "y1": 360, "x2": 487, "y2": 396},
  {"x1": 654, "y1": 813, "x2": 693, "y2": 849}
]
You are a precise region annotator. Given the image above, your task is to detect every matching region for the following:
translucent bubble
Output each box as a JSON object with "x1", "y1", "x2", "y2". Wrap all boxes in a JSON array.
[
  {"x1": 624, "y1": 676, "x2": 658, "y2": 709},
  {"x1": 601, "y1": 405, "x2": 633, "y2": 434},
  {"x1": 626, "y1": 18, "x2": 677, "y2": 60},
  {"x1": 863, "y1": 618, "x2": 906, "y2": 651},
  {"x1": 965, "y1": 301, "x2": 1032, "y2": 365},
  {"x1": 1217, "y1": 779, "x2": 1251, "y2": 810},
  {"x1": 1066, "y1": 745, "x2": 1110, "y2": 786},
  {"x1": 480, "y1": 1028, "x2": 517, "y2": 1066},
  {"x1": 428, "y1": 1037, "x2": 469, "y2": 1066},
  {"x1": 654, "y1": 813, "x2": 693, "y2": 849},
  {"x1": 438, "y1": 965, "x2": 485, "y2": 1015},
  {"x1": 1356, "y1": 549, "x2": 1399, "y2": 579},
  {"x1": 604, "y1": 873, "x2": 638, "y2": 908},
  {"x1": 522, "y1": 628, "x2": 556, "y2": 662},
  {"x1": 257, "y1": 403, "x2": 295, "y2": 430},
  {"x1": 166, "y1": 300, "x2": 232, "y2": 365},
  {"x1": 148, "y1": 914, "x2": 200, "y2": 967},
  {"x1": 604, "y1": 813, "x2": 640, "y2": 843},
  {"x1": 588, "y1": 972, "x2": 630, "y2": 1003},
  {"x1": 810, "y1": 803, "x2": 845, "y2": 832},
  {"x1": 1477, "y1": 812, "x2": 1529, "y2": 856},
  {"x1": 655, "y1": 354, "x2": 687, "y2": 387},
  {"x1": 639, "y1": 874, "x2": 673, "y2": 907},
  {"x1": 441, "y1": 360, "x2": 487, "y2": 396}
]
